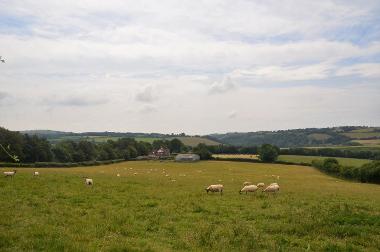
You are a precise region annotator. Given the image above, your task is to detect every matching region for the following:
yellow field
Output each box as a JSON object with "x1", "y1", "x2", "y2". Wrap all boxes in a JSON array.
[{"x1": 213, "y1": 154, "x2": 259, "y2": 159}]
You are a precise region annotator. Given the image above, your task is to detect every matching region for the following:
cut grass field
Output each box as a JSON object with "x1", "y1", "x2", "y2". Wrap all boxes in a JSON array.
[
  {"x1": 213, "y1": 154, "x2": 371, "y2": 167},
  {"x1": 277, "y1": 155, "x2": 371, "y2": 167},
  {"x1": 1, "y1": 161, "x2": 380, "y2": 251},
  {"x1": 342, "y1": 132, "x2": 380, "y2": 139},
  {"x1": 213, "y1": 154, "x2": 259, "y2": 159},
  {"x1": 136, "y1": 136, "x2": 221, "y2": 147},
  {"x1": 351, "y1": 139, "x2": 380, "y2": 146}
]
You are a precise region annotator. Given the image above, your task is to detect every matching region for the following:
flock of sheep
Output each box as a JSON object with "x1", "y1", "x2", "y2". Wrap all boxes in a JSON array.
[
  {"x1": 4, "y1": 169, "x2": 280, "y2": 196},
  {"x1": 205, "y1": 181, "x2": 280, "y2": 195}
]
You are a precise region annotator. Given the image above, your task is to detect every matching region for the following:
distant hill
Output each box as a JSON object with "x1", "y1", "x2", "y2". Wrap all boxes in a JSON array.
[
  {"x1": 20, "y1": 126, "x2": 380, "y2": 148},
  {"x1": 207, "y1": 126, "x2": 380, "y2": 148},
  {"x1": 20, "y1": 130, "x2": 221, "y2": 147}
]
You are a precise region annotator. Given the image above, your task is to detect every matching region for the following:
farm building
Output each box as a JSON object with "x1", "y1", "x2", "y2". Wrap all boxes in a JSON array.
[
  {"x1": 150, "y1": 147, "x2": 170, "y2": 158},
  {"x1": 175, "y1": 154, "x2": 200, "y2": 162}
]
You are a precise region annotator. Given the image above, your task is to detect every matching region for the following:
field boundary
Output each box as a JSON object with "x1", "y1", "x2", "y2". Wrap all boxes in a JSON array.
[
  {"x1": 212, "y1": 157, "x2": 312, "y2": 167},
  {"x1": 0, "y1": 159, "x2": 125, "y2": 168}
]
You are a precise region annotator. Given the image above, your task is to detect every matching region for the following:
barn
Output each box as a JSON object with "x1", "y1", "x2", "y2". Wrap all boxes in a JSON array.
[{"x1": 175, "y1": 153, "x2": 200, "y2": 162}]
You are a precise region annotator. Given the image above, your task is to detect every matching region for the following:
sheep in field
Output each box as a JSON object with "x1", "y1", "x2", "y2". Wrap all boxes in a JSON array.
[
  {"x1": 205, "y1": 184, "x2": 224, "y2": 195},
  {"x1": 263, "y1": 184, "x2": 280, "y2": 193},
  {"x1": 4, "y1": 170, "x2": 17, "y2": 177},
  {"x1": 243, "y1": 181, "x2": 252, "y2": 186},
  {"x1": 85, "y1": 178, "x2": 93, "y2": 186},
  {"x1": 257, "y1": 182, "x2": 265, "y2": 188},
  {"x1": 239, "y1": 184, "x2": 259, "y2": 194},
  {"x1": 33, "y1": 171, "x2": 39, "y2": 176}
]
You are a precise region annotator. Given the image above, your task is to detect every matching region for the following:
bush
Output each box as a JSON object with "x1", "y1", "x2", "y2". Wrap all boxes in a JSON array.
[
  {"x1": 311, "y1": 158, "x2": 380, "y2": 184},
  {"x1": 359, "y1": 161, "x2": 380, "y2": 183},
  {"x1": 322, "y1": 158, "x2": 340, "y2": 173},
  {"x1": 258, "y1": 144, "x2": 279, "y2": 162}
]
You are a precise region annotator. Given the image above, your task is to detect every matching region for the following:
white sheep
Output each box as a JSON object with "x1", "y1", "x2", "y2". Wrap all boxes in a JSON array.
[
  {"x1": 269, "y1": 182, "x2": 279, "y2": 186},
  {"x1": 85, "y1": 178, "x2": 93, "y2": 186},
  {"x1": 239, "y1": 184, "x2": 258, "y2": 194},
  {"x1": 4, "y1": 170, "x2": 17, "y2": 177},
  {"x1": 263, "y1": 184, "x2": 280, "y2": 193},
  {"x1": 33, "y1": 171, "x2": 39, "y2": 176},
  {"x1": 243, "y1": 181, "x2": 252, "y2": 186},
  {"x1": 257, "y1": 182, "x2": 265, "y2": 188},
  {"x1": 205, "y1": 184, "x2": 224, "y2": 195},
  {"x1": 117, "y1": 173, "x2": 120, "y2": 177}
]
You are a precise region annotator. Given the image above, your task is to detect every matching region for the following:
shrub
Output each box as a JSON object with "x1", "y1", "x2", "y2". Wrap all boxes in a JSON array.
[{"x1": 258, "y1": 144, "x2": 279, "y2": 163}]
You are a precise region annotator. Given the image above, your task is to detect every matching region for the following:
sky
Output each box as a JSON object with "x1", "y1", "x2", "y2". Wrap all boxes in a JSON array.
[{"x1": 0, "y1": 0, "x2": 380, "y2": 134}]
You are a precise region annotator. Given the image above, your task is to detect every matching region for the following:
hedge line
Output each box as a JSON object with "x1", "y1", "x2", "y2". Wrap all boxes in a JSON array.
[
  {"x1": 311, "y1": 159, "x2": 380, "y2": 184},
  {"x1": 0, "y1": 159, "x2": 125, "y2": 168}
]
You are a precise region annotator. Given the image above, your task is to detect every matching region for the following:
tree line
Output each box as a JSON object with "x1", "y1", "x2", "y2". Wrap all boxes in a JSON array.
[
  {"x1": 312, "y1": 158, "x2": 380, "y2": 184},
  {"x1": 280, "y1": 147, "x2": 380, "y2": 160},
  {"x1": 0, "y1": 127, "x2": 188, "y2": 163}
]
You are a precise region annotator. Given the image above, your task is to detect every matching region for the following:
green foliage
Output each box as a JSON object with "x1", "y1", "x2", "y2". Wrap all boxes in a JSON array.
[
  {"x1": 193, "y1": 143, "x2": 212, "y2": 160},
  {"x1": 1, "y1": 126, "x2": 187, "y2": 163},
  {"x1": 258, "y1": 144, "x2": 279, "y2": 162},
  {"x1": 312, "y1": 158, "x2": 380, "y2": 184},
  {"x1": 278, "y1": 155, "x2": 371, "y2": 167},
  {"x1": 281, "y1": 147, "x2": 380, "y2": 160},
  {"x1": 208, "y1": 127, "x2": 355, "y2": 147}
]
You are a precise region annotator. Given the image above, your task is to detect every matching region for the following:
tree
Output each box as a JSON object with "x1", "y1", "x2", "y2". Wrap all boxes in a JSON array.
[
  {"x1": 193, "y1": 143, "x2": 212, "y2": 160},
  {"x1": 169, "y1": 138, "x2": 185, "y2": 153},
  {"x1": 258, "y1": 144, "x2": 279, "y2": 162},
  {"x1": 322, "y1": 158, "x2": 340, "y2": 173}
]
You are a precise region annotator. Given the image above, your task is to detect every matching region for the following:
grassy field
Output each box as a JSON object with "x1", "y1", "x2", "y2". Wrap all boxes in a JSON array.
[
  {"x1": 303, "y1": 145, "x2": 380, "y2": 152},
  {"x1": 135, "y1": 136, "x2": 220, "y2": 147},
  {"x1": 1, "y1": 161, "x2": 380, "y2": 251},
  {"x1": 351, "y1": 139, "x2": 380, "y2": 146},
  {"x1": 169, "y1": 137, "x2": 220, "y2": 147},
  {"x1": 342, "y1": 132, "x2": 380, "y2": 139},
  {"x1": 278, "y1": 155, "x2": 371, "y2": 167},
  {"x1": 213, "y1": 154, "x2": 371, "y2": 167},
  {"x1": 213, "y1": 154, "x2": 259, "y2": 159},
  {"x1": 134, "y1": 137, "x2": 161, "y2": 143}
]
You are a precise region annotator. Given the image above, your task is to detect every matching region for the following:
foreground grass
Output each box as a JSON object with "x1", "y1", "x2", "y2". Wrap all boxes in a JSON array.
[
  {"x1": 0, "y1": 161, "x2": 380, "y2": 251},
  {"x1": 278, "y1": 155, "x2": 371, "y2": 167}
]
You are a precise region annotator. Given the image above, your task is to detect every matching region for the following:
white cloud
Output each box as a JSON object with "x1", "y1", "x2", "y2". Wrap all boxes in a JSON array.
[
  {"x1": 335, "y1": 63, "x2": 380, "y2": 78},
  {"x1": 228, "y1": 111, "x2": 237, "y2": 119},
  {"x1": 209, "y1": 76, "x2": 236, "y2": 94},
  {"x1": 231, "y1": 63, "x2": 333, "y2": 83},
  {"x1": 0, "y1": 0, "x2": 380, "y2": 133},
  {"x1": 135, "y1": 85, "x2": 158, "y2": 103}
]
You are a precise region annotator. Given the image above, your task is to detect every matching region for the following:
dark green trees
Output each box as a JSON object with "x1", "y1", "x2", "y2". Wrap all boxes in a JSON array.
[{"x1": 258, "y1": 144, "x2": 279, "y2": 162}]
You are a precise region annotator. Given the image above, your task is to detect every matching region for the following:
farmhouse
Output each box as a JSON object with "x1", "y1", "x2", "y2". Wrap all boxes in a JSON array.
[
  {"x1": 175, "y1": 153, "x2": 200, "y2": 162},
  {"x1": 150, "y1": 146, "x2": 170, "y2": 158}
]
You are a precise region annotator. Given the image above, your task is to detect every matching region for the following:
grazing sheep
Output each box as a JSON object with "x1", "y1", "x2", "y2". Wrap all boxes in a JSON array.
[
  {"x1": 257, "y1": 182, "x2": 265, "y2": 188},
  {"x1": 117, "y1": 173, "x2": 120, "y2": 177},
  {"x1": 4, "y1": 170, "x2": 17, "y2": 177},
  {"x1": 243, "y1": 181, "x2": 252, "y2": 186},
  {"x1": 269, "y1": 182, "x2": 278, "y2": 186},
  {"x1": 85, "y1": 178, "x2": 93, "y2": 186},
  {"x1": 263, "y1": 184, "x2": 280, "y2": 193},
  {"x1": 239, "y1": 185, "x2": 258, "y2": 194},
  {"x1": 33, "y1": 171, "x2": 39, "y2": 176},
  {"x1": 205, "y1": 184, "x2": 224, "y2": 195}
]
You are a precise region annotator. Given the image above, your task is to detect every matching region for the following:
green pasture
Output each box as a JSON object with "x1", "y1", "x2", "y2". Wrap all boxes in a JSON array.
[{"x1": 0, "y1": 161, "x2": 379, "y2": 251}]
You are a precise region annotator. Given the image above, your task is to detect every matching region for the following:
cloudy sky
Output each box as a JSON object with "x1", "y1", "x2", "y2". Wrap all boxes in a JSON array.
[{"x1": 0, "y1": 0, "x2": 379, "y2": 134}]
